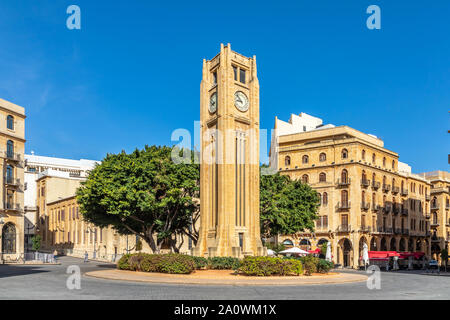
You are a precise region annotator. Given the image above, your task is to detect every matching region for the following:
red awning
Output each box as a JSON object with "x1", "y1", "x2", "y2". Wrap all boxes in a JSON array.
[
  {"x1": 308, "y1": 248, "x2": 321, "y2": 254},
  {"x1": 398, "y1": 252, "x2": 425, "y2": 259},
  {"x1": 368, "y1": 251, "x2": 400, "y2": 260}
]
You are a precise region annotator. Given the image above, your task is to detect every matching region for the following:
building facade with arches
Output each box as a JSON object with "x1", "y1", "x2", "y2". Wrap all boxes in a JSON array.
[
  {"x1": 0, "y1": 98, "x2": 25, "y2": 262},
  {"x1": 271, "y1": 113, "x2": 433, "y2": 268}
]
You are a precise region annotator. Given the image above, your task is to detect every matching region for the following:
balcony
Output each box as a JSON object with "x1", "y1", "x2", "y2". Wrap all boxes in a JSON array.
[
  {"x1": 382, "y1": 205, "x2": 391, "y2": 214},
  {"x1": 4, "y1": 177, "x2": 21, "y2": 188},
  {"x1": 431, "y1": 203, "x2": 439, "y2": 211},
  {"x1": 425, "y1": 213, "x2": 431, "y2": 219},
  {"x1": 392, "y1": 186, "x2": 400, "y2": 194},
  {"x1": 2, "y1": 151, "x2": 21, "y2": 162},
  {"x1": 401, "y1": 189, "x2": 408, "y2": 196},
  {"x1": 394, "y1": 228, "x2": 402, "y2": 234},
  {"x1": 382, "y1": 184, "x2": 391, "y2": 193},
  {"x1": 392, "y1": 205, "x2": 400, "y2": 215},
  {"x1": 337, "y1": 178, "x2": 351, "y2": 187},
  {"x1": 336, "y1": 225, "x2": 351, "y2": 232},
  {"x1": 3, "y1": 202, "x2": 21, "y2": 212},
  {"x1": 425, "y1": 194, "x2": 430, "y2": 201},
  {"x1": 402, "y1": 228, "x2": 409, "y2": 235},
  {"x1": 446, "y1": 204, "x2": 450, "y2": 210},
  {"x1": 372, "y1": 181, "x2": 380, "y2": 190},
  {"x1": 336, "y1": 201, "x2": 351, "y2": 211},
  {"x1": 361, "y1": 202, "x2": 370, "y2": 211},
  {"x1": 401, "y1": 208, "x2": 408, "y2": 216},
  {"x1": 359, "y1": 226, "x2": 371, "y2": 232},
  {"x1": 431, "y1": 221, "x2": 439, "y2": 228},
  {"x1": 372, "y1": 204, "x2": 381, "y2": 212},
  {"x1": 361, "y1": 179, "x2": 370, "y2": 188},
  {"x1": 377, "y1": 227, "x2": 393, "y2": 234}
]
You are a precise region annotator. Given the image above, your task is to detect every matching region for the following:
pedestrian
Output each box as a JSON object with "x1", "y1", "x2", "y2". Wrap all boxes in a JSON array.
[{"x1": 84, "y1": 251, "x2": 89, "y2": 263}]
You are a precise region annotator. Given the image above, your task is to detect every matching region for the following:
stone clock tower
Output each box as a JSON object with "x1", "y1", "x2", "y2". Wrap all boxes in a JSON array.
[{"x1": 193, "y1": 44, "x2": 265, "y2": 258}]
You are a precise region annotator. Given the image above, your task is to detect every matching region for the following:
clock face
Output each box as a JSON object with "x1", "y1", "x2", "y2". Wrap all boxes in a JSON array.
[
  {"x1": 209, "y1": 92, "x2": 217, "y2": 113},
  {"x1": 234, "y1": 91, "x2": 249, "y2": 112}
]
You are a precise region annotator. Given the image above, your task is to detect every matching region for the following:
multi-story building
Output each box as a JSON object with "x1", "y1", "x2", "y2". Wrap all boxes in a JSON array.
[
  {"x1": 24, "y1": 153, "x2": 98, "y2": 251},
  {"x1": 0, "y1": 98, "x2": 25, "y2": 261},
  {"x1": 270, "y1": 113, "x2": 432, "y2": 268},
  {"x1": 36, "y1": 163, "x2": 191, "y2": 261},
  {"x1": 420, "y1": 171, "x2": 450, "y2": 261}
]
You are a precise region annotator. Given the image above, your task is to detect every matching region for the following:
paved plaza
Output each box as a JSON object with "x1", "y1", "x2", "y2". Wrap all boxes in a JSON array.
[{"x1": 0, "y1": 256, "x2": 449, "y2": 300}]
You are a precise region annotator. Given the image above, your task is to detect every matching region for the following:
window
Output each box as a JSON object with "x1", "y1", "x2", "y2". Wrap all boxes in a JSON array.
[
  {"x1": 362, "y1": 150, "x2": 366, "y2": 160},
  {"x1": 319, "y1": 172, "x2": 326, "y2": 182},
  {"x1": 341, "y1": 190, "x2": 348, "y2": 205},
  {"x1": 322, "y1": 192, "x2": 328, "y2": 206},
  {"x1": 6, "y1": 140, "x2": 14, "y2": 157},
  {"x1": 372, "y1": 193, "x2": 376, "y2": 206},
  {"x1": 362, "y1": 190, "x2": 366, "y2": 204},
  {"x1": 341, "y1": 169, "x2": 348, "y2": 183},
  {"x1": 372, "y1": 153, "x2": 376, "y2": 163},
  {"x1": 383, "y1": 157, "x2": 386, "y2": 167},
  {"x1": 341, "y1": 149, "x2": 348, "y2": 159},
  {"x1": 212, "y1": 71, "x2": 217, "y2": 85},
  {"x1": 319, "y1": 153, "x2": 326, "y2": 162},
  {"x1": 239, "y1": 68, "x2": 246, "y2": 84},
  {"x1": 285, "y1": 156, "x2": 291, "y2": 166},
  {"x1": 301, "y1": 174, "x2": 309, "y2": 184},
  {"x1": 6, "y1": 165, "x2": 13, "y2": 183},
  {"x1": 392, "y1": 160, "x2": 395, "y2": 169},
  {"x1": 233, "y1": 66, "x2": 238, "y2": 81},
  {"x1": 362, "y1": 170, "x2": 367, "y2": 182},
  {"x1": 2, "y1": 223, "x2": 16, "y2": 253},
  {"x1": 6, "y1": 115, "x2": 14, "y2": 130},
  {"x1": 302, "y1": 155, "x2": 309, "y2": 164}
]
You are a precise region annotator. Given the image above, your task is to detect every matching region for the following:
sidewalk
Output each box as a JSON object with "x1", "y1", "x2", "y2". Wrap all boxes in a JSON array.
[{"x1": 85, "y1": 269, "x2": 368, "y2": 286}]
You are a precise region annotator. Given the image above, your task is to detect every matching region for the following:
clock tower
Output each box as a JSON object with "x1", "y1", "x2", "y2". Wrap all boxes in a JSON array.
[{"x1": 193, "y1": 44, "x2": 265, "y2": 257}]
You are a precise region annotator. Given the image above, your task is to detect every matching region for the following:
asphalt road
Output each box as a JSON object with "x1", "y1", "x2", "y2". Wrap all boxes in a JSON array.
[{"x1": 0, "y1": 256, "x2": 449, "y2": 300}]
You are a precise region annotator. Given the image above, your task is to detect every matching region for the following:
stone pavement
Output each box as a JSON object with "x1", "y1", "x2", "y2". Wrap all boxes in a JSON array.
[{"x1": 85, "y1": 269, "x2": 368, "y2": 286}]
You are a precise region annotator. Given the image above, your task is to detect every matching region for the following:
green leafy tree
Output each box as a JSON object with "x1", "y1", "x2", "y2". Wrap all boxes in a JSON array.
[
  {"x1": 260, "y1": 167, "x2": 320, "y2": 240},
  {"x1": 76, "y1": 145, "x2": 199, "y2": 253},
  {"x1": 441, "y1": 248, "x2": 448, "y2": 272},
  {"x1": 31, "y1": 235, "x2": 42, "y2": 252}
]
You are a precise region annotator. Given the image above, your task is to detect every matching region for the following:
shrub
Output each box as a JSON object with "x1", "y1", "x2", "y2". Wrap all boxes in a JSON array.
[
  {"x1": 192, "y1": 256, "x2": 208, "y2": 269},
  {"x1": 117, "y1": 254, "x2": 131, "y2": 270},
  {"x1": 208, "y1": 257, "x2": 240, "y2": 270},
  {"x1": 301, "y1": 255, "x2": 318, "y2": 276},
  {"x1": 238, "y1": 256, "x2": 303, "y2": 276},
  {"x1": 317, "y1": 259, "x2": 334, "y2": 274},
  {"x1": 116, "y1": 253, "x2": 195, "y2": 274}
]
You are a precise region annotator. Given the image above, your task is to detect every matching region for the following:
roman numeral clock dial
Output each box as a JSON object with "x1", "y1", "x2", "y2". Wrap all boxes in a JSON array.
[
  {"x1": 234, "y1": 91, "x2": 249, "y2": 112},
  {"x1": 209, "y1": 92, "x2": 217, "y2": 113}
]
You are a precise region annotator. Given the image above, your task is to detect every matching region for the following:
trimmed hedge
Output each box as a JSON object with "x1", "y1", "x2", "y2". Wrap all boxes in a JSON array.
[
  {"x1": 238, "y1": 256, "x2": 303, "y2": 276},
  {"x1": 117, "y1": 253, "x2": 195, "y2": 274},
  {"x1": 207, "y1": 257, "x2": 240, "y2": 270}
]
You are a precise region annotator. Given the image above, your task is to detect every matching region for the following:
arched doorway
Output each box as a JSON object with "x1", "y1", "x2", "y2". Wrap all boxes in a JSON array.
[
  {"x1": 390, "y1": 238, "x2": 397, "y2": 251},
  {"x1": 399, "y1": 238, "x2": 406, "y2": 252},
  {"x1": 338, "y1": 238, "x2": 353, "y2": 268},
  {"x1": 2, "y1": 222, "x2": 16, "y2": 254},
  {"x1": 299, "y1": 239, "x2": 311, "y2": 251},
  {"x1": 431, "y1": 243, "x2": 440, "y2": 260},
  {"x1": 370, "y1": 238, "x2": 377, "y2": 251},
  {"x1": 380, "y1": 238, "x2": 387, "y2": 251},
  {"x1": 416, "y1": 239, "x2": 423, "y2": 252},
  {"x1": 317, "y1": 238, "x2": 328, "y2": 258},
  {"x1": 408, "y1": 238, "x2": 414, "y2": 252},
  {"x1": 359, "y1": 237, "x2": 368, "y2": 266}
]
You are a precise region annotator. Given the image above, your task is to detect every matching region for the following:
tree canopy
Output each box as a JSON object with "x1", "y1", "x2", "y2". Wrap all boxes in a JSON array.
[
  {"x1": 260, "y1": 167, "x2": 320, "y2": 239},
  {"x1": 76, "y1": 145, "x2": 199, "y2": 253}
]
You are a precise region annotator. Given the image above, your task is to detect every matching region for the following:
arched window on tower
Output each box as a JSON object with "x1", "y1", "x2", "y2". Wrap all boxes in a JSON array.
[
  {"x1": 341, "y1": 149, "x2": 348, "y2": 159},
  {"x1": 302, "y1": 155, "x2": 309, "y2": 164},
  {"x1": 362, "y1": 149, "x2": 366, "y2": 160},
  {"x1": 284, "y1": 156, "x2": 291, "y2": 166},
  {"x1": 322, "y1": 192, "x2": 328, "y2": 206},
  {"x1": 341, "y1": 169, "x2": 348, "y2": 184},
  {"x1": 301, "y1": 174, "x2": 309, "y2": 184},
  {"x1": 319, "y1": 172, "x2": 326, "y2": 182},
  {"x1": 319, "y1": 153, "x2": 326, "y2": 162}
]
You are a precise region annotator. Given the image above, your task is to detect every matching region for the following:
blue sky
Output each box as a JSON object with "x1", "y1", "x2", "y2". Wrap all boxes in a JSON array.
[{"x1": 0, "y1": 0, "x2": 448, "y2": 173}]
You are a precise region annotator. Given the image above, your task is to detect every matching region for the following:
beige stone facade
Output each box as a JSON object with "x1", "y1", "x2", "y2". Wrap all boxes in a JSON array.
[
  {"x1": 194, "y1": 44, "x2": 265, "y2": 257},
  {"x1": 37, "y1": 169, "x2": 191, "y2": 261},
  {"x1": 0, "y1": 98, "x2": 25, "y2": 261},
  {"x1": 420, "y1": 171, "x2": 450, "y2": 262},
  {"x1": 271, "y1": 115, "x2": 432, "y2": 268}
]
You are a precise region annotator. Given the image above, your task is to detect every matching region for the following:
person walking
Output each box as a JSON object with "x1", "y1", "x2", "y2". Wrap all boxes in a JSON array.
[{"x1": 84, "y1": 251, "x2": 89, "y2": 263}]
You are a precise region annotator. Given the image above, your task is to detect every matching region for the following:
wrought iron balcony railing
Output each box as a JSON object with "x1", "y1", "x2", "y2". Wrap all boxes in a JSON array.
[
  {"x1": 337, "y1": 178, "x2": 351, "y2": 187},
  {"x1": 401, "y1": 189, "x2": 408, "y2": 196},
  {"x1": 336, "y1": 201, "x2": 351, "y2": 210},
  {"x1": 336, "y1": 225, "x2": 351, "y2": 232},
  {"x1": 382, "y1": 184, "x2": 391, "y2": 192},
  {"x1": 361, "y1": 179, "x2": 370, "y2": 188},
  {"x1": 372, "y1": 181, "x2": 380, "y2": 190},
  {"x1": 361, "y1": 202, "x2": 370, "y2": 210},
  {"x1": 392, "y1": 186, "x2": 400, "y2": 194}
]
